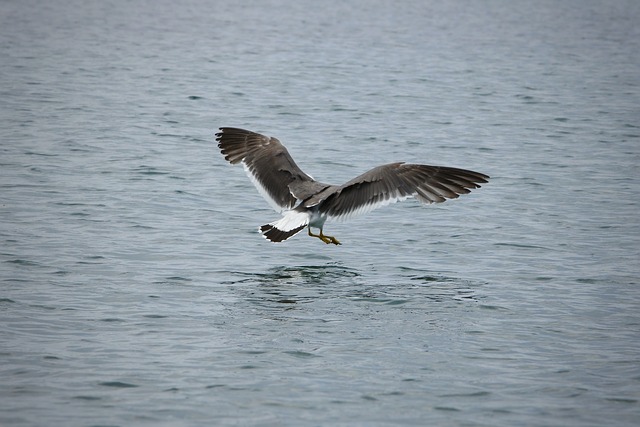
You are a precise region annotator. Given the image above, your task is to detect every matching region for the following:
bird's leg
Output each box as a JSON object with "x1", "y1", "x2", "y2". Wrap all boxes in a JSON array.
[{"x1": 308, "y1": 227, "x2": 341, "y2": 245}]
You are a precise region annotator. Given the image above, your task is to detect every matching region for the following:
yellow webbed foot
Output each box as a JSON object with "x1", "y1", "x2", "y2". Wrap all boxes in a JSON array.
[
  {"x1": 308, "y1": 227, "x2": 341, "y2": 245},
  {"x1": 325, "y1": 235, "x2": 341, "y2": 245}
]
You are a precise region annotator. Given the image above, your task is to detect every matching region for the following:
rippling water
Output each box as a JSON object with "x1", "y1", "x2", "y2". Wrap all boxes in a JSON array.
[{"x1": 2, "y1": 0, "x2": 639, "y2": 426}]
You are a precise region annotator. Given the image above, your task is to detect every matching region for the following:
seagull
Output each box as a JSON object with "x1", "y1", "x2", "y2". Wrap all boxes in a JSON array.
[{"x1": 216, "y1": 127, "x2": 488, "y2": 245}]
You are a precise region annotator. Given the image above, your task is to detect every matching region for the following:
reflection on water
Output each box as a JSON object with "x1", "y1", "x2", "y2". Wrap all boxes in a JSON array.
[
  {"x1": 222, "y1": 263, "x2": 362, "y2": 306},
  {"x1": 223, "y1": 264, "x2": 481, "y2": 308}
]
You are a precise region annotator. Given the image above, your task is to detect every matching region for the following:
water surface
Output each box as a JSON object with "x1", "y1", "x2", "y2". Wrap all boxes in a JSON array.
[{"x1": 1, "y1": 0, "x2": 639, "y2": 426}]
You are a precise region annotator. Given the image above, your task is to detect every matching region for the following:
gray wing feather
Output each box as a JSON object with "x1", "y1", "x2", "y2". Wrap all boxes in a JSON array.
[
  {"x1": 216, "y1": 127, "x2": 316, "y2": 212},
  {"x1": 320, "y1": 162, "x2": 489, "y2": 219}
]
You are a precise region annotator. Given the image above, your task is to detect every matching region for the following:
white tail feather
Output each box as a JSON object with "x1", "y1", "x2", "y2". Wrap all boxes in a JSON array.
[
  {"x1": 259, "y1": 211, "x2": 310, "y2": 243},
  {"x1": 270, "y1": 211, "x2": 309, "y2": 231}
]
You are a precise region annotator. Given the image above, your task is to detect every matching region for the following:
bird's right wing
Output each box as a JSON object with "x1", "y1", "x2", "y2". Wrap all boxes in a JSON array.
[
  {"x1": 217, "y1": 127, "x2": 315, "y2": 212},
  {"x1": 321, "y1": 162, "x2": 489, "y2": 220}
]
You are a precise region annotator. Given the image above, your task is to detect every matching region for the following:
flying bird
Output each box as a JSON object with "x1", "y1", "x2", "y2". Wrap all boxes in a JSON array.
[{"x1": 216, "y1": 127, "x2": 488, "y2": 245}]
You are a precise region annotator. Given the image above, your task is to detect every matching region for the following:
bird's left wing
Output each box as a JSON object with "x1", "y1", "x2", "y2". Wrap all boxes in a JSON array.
[
  {"x1": 320, "y1": 162, "x2": 489, "y2": 220},
  {"x1": 217, "y1": 127, "x2": 315, "y2": 212}
]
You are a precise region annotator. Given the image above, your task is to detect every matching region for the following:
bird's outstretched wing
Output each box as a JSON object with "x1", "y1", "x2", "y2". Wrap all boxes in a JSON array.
[
  {"x1": 320, "y1": 162, "x2": 489, "y2": 220},
  {"x1": 216, "y1": 127, "x2": 316, "y2": 212}
]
